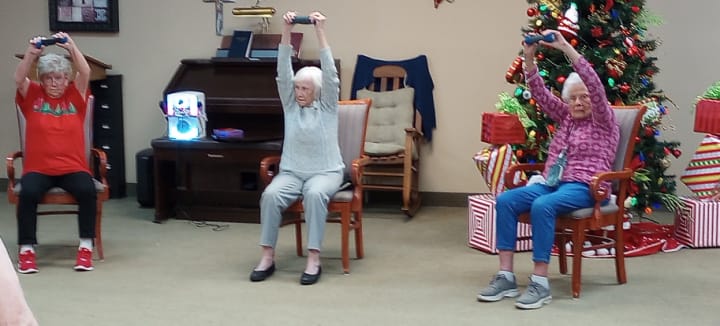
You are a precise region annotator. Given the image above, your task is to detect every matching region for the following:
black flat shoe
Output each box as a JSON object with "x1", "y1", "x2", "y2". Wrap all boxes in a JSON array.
[
  {"x1": 250, "y1": 263, "x2": 275, "y2": 282},
  {"x1": 300, "y1": 266, "x2": 322, "y2": 285}
]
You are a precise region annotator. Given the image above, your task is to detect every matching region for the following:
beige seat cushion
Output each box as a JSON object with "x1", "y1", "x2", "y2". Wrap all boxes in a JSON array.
[{"x1": 356, "y1": 87, "x2": 415, "y2": 156}]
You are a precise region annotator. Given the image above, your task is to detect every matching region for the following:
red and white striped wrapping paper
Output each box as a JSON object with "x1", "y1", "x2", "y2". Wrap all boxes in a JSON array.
[
  {"x1": 468, "y1": 194, "x2": 532, "y2": 254},
  {"x1": 674, "y1": 197, "x2": 720, "y2": 248},
  {"x1": 680, "y1": 134, "x2": 720, "y2": 199}
]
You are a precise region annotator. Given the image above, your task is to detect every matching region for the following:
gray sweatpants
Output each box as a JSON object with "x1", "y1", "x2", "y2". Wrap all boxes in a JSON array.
[{"x1": 259, "y1": 169, "x2": 343, "y2": 251}]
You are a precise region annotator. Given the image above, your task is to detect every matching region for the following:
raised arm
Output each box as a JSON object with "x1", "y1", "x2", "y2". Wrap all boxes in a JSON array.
[
  {"x1": 55, "y1": 32, "x2": 91, "y2": 98},
  {"x1": 308, "y1": 11, "x2": 338, "y2": 106},
  {"x1": 276, "y1": 12, "x2": 297, "y2": 109},
  {"x1": 522, "y1": 32, "x2": 568, "y2": 122},
  {"x1": 536, "y1": 30, "x2": 613, "y2": 123},
  {"x1": 14, "y1": 37, "x2": 44, "y2": 98}
]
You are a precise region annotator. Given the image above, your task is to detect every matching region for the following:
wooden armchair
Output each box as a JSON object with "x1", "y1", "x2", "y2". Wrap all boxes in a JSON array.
[
  {"x1": 258, "y1": 99, "x2": 371, "y2": 274},
  {"x1": 504, "y1": 105, "x2": 646, "y2": 298},
  {"x1": 6, "y1": 96, "x2": 109, "y2": 260},
  {"x1": 356, "y1": 65, "x2": 423, "y2": 217}
]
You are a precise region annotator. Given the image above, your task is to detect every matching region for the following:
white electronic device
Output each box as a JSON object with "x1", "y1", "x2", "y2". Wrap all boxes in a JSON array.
[{"x1": 166, "y1": 91, "x2": 207, "y2": 140}]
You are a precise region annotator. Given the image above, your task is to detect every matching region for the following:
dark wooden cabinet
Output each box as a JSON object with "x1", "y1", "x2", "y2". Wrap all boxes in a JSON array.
[
  {"x1": 153, "y1": 58, "x2": 339, "y2": 223},
  {"x1": 91, "y1": 75, "x2": 126, "y2": 198}
]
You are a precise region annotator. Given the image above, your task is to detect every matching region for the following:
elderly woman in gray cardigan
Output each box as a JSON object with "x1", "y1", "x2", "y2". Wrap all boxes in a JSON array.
[{"x1": 250, "y1": 11, "x2": 341, "y2": 286}]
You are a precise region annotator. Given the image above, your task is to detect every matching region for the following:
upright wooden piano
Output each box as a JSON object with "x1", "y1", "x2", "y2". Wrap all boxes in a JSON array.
[{"x1": 152, "y1": 58, "x2": 336, "y2": 223}]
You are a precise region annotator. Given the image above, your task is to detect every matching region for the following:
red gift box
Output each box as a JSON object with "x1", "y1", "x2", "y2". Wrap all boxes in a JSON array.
[
  {"x1": 481, "y1": 113, "x2": 526, "y2": 145},
  {"x1": 468, "y1": 194, "x2": 532, "y2": 254},
  {"x1": 674, "y1": 197, "x2": 720, "y2": 248},
  {"x1": 694, "y1": 99, "x2": 720, "y2": 134}
]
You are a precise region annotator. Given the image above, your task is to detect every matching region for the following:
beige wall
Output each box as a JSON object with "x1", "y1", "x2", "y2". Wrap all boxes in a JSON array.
[{"x1": 0, "y1": 1, "x2": 716, "y2": 196}]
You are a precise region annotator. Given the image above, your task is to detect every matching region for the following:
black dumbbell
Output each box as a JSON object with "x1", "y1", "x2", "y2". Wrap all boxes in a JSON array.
[
  {"x1": 34, "y1": 36, "x2": 68, "y2": 49},
  {"x1": 291, "y1": 16, "x2": 314, "y2": 24}
]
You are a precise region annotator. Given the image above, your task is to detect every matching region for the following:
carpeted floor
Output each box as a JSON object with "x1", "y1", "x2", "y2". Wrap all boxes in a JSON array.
[{"x1": 0, "y1": 196, "x2": 718, "y2": 325}]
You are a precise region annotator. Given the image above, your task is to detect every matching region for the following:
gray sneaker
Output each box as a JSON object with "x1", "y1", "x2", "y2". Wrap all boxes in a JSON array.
[
  {"x1": 477, "y1": 274, "x2": 520, "y2": 302},
  {"x1": 515, "y1": 280, "x2": 552, "y2": 309}
]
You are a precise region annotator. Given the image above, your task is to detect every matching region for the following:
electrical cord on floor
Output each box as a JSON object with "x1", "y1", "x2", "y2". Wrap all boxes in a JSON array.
[{"x1": 190, "y1": 220, "x2": 230, "y2": 231}]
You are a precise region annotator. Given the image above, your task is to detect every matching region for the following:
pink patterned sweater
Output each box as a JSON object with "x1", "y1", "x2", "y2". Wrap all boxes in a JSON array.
[{"x1": 525, "y1": 57, "x2": 619, "y2": 189}]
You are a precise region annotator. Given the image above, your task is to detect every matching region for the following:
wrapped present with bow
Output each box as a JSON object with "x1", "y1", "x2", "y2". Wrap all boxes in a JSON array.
[
  {"x1": 468, "y1": 194, "x2": 533, "y2": 254},
  {"x1": 481, "y1": 113, "x2": 526, "y2": 145},
  {"x1": 473, "y1": 145, "x2": 525, "y2": 196},
  {"x1": 694, "y1": 81, "x2": 720, "y2": 134},
  {"x1": 681, "y1": 134, "x2": 720, "y2": 200},
  {"x1": 674, "y1": 197, "x2": 720, "y2": 248}
]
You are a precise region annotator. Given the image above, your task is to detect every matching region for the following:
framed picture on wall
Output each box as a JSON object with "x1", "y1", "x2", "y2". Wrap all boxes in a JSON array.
[{"x1": 49, "y1": 0, "x2": 119, "y2": 33}]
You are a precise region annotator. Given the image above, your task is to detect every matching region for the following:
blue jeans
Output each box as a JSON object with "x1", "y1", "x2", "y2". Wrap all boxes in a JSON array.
[{"x1": 495, "y1": 182, "x2": 596, "y2": 263}]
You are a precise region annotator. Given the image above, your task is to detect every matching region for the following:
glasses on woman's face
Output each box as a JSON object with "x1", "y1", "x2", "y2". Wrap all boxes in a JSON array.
[
  {"x1": 566, "y1": 93, "x2": 590, "y2": 103},
  {"x1": 41, "y1": 73, "x2": 68, "y2": 85}
]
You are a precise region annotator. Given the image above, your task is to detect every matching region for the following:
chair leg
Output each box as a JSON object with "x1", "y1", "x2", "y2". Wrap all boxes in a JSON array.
[
  {"x1": 402, "y1": 167, "x2": 421, "y2": 217},
  {"x1": 95, "y1": 199, "x2": 104, "y2": 261},
  {"x1": 341, "y1": 208, "x2": 351, "y2": 274},
  {"x1": 354, "y1": 211, "x2": 364, "y2": 259},
  {"x1": 556, "y1": 232, "x2": 568, "y2": 275},
  {"x1": 571, "y1": 228, "x2": 585, "y2": 298},
  {"x1": 295, "y1": 221, "x2": 303, "y2": 257},
  {"x1": 615, "y1": 227, "x2": 627, "y2": 284}
]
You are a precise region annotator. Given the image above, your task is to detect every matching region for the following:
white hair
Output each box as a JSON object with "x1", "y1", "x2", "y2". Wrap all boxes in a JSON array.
[
  {"x1": 37, "y1": 53, "x2": 72, "y2": 78},
  {"x1": 561, "y1": 72, "x2": 585, "y2": 101},
  {"x1": 293, "y1": 66, "x2": 322, "y2": 99}
]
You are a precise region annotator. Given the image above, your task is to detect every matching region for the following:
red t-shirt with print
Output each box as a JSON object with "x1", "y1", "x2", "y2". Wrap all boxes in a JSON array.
[{"x1": 15, "y1": 81, "x2": 91, "y2": 176}]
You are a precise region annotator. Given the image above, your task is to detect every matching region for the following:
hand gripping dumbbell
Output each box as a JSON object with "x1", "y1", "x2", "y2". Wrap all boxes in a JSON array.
[
  {"x1": 524, "y1": 33, "x2": 556, "y2": 45},
  {"x1": 34, "y1": 36, "x2": 68, "y2": 49},
  {"x1": 291, "y1": 16, "x2": 314, "y2": 24}
]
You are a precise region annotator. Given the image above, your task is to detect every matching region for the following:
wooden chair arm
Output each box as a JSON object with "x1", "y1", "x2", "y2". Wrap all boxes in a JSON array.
[
  {"x1": 588, "y1": 168, "x2": 634, "y2": 201},
  {"x1": 350, "y1": 156, "x2": 371, "y2": 186},
  {"x1": 90, "y1": 148, "x2": 109, "y2": 185},
  {"x1": 404, "y1": 127, "x2": 424, "y2": 139},
  {"x1": 504, "y1": 163, "x2": 546, "y2": 189},
  {"x1": 586, "y1": 168, "x2": 633, "y2": 228},
  {"x1": 259, "y1": 155, "x2": 281, "y2": 187},
  {"x1": 6, "y1": 151, "x2": 23, "y2": 190}
]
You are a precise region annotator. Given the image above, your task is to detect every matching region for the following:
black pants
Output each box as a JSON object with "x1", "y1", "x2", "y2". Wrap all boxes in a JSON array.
[{"x1": 17, "y1": 172, "x2": 97, "y2": 245}]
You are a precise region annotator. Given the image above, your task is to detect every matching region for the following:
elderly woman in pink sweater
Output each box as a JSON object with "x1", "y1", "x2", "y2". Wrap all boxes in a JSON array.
[{"x1": 477, "y1": 29, "x2": 619, "y2": 309}]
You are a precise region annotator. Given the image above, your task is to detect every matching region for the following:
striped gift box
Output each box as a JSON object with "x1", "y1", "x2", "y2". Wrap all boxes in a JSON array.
[
  {"x1": 681, "y1": 134, "x2": 720, "y2": 199},
  {"x1": 468, "y1": 194, "x2": 532, "y2": 254},
  {"x1": 674, "y1": 197, "x2": 720, "y2": 248}
]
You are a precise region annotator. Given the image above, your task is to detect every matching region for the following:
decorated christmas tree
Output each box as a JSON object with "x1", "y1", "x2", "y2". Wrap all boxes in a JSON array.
[{"x1": 497, "y1": 0, "x2": 682, "y2": 217}]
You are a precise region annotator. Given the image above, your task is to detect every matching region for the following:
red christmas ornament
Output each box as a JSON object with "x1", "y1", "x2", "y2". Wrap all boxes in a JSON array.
[
  {"x1": 631, "y1": 6, "x2": 640, "y2": 13},
  {"x1": 527, "y1": 7, "x2": 538, "y2": 16},
  {"x1": 536, "y1": 52, "x2": 545, "y2": 60},
  {"x1": 631, "y1": 155, "x2": 645, "y2": 170},
  {"x1": 673, "y1": 149, "x2": 682, "y2": 158},
  {"x1": 629, "y1": 181, "x2": 639, "y2": 195},
  {"x1": 634, "y1": 136, "x2": 641, "y2": 142},
  {"x1": 644, "y1": 127, "x2": 654, "y2": 136},
  {"x1": 591, "y1": 26, "x2": 603, "y2": 38},
  {"x1": 516, "y1": 149, "x2": 524, "y2": 158},
  {"x1": 604, "y1": 0, "x2": 615, "y2": 12},
  {"x1": 557, "y1": 76, "x2": 566, "y2": 84},
  {"x1": 620, "y1": 83, "x2": 631, "y2": 94},
  {"x1": 663, "y1": 147, "x2": 671, "y2": 155}
]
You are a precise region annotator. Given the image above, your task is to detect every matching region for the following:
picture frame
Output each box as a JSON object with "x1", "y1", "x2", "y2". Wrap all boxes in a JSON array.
[{"x1": 49, "y1": 0, "x2": 119, "y2": 33}]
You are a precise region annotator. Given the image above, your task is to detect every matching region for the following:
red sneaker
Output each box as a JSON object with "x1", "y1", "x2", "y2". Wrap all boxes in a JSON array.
[
  {"x1": 18, "y1": 250, "x2": 39, "y2": 274},
  {"x1": 73, "y1": 248, "x2": 94, "y2": 271}
]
